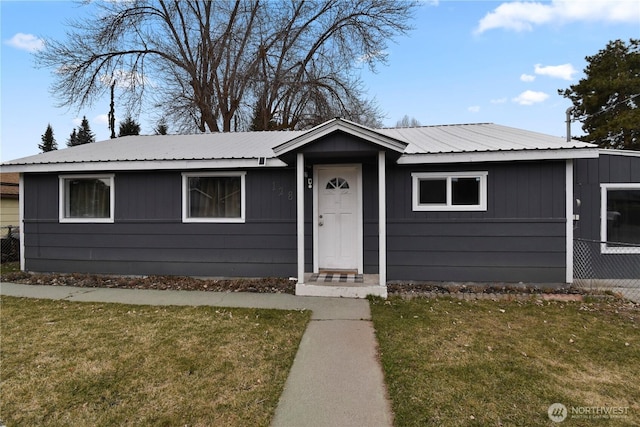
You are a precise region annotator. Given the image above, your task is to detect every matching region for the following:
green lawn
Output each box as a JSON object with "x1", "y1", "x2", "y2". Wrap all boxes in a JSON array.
[
  {"x1": 371, "y1": 296, "x2": 640, "y2": 426},
  {"x1": 1, "y1": 296, "x2": 310, "y2": 426}
]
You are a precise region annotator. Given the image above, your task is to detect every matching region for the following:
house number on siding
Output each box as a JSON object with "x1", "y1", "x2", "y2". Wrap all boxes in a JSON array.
[{"x1": 272, "y1": 181, "x2": 293, "y2": 200}]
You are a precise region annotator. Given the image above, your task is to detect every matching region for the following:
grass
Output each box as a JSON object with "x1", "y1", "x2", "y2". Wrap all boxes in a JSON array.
[
  {"x1": 0, "y1": 261, "x2": 20, "y2": 275},
  {"x1": 370, "y1": 296, "x2": 640, "y2": 426},
  {"x1": 0, "y1": 296, "x2": 311, "y2": 426}
]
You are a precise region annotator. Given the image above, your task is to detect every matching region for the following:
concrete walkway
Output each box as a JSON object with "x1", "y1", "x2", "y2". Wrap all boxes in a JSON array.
[{"x1": 0, "y1": 282, "x2": 393, "y2": 427}]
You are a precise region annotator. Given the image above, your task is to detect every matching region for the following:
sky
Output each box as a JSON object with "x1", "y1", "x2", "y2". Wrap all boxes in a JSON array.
[{"x1": 1, "y1": 0, "x2": 639, "y2": 162}]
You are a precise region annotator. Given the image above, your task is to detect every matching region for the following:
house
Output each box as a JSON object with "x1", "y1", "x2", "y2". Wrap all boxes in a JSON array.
[
  {"x1": 3, "y1": 118, "x2": 638, "y2": 297},
  {"x1": 1, "y1": 172, "x2": 20, "y2": 230},
  {"x1": 1, "y1": 172, "x2": 21, "y2": 262}
]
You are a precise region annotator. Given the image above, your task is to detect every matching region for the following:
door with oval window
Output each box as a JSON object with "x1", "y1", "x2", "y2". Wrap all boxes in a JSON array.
[{"x1": 316, "y1": 165, "x2": 361, "y2": 272}]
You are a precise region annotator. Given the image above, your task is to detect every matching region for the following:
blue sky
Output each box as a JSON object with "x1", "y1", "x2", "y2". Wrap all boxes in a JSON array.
[{"x1": 1, "y1": 0, "x2": 639, "y2": 161}]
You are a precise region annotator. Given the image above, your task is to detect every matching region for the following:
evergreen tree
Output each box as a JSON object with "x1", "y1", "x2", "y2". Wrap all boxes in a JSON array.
[
  {"x1": 154, "y1": 118, "x2": 169, "y2": 135},
  {"x1": 560, "y1": 39, "x2": 640, "y2": 150},
  {"x1": 76, "y1": 116, "x2": 96, "y2": 145},
  {"x1": 118, "y1": 116, "x2": 141, "y2": 136},
  {"x1": 249, "y1": 98, "x2": 278, "y2": 131},
  {"x1": 39, "y1": 124, "x2": 57, "y2": 152},
  {"x1": 67, "y1": 128, "x2": 79, "y2": 147}
]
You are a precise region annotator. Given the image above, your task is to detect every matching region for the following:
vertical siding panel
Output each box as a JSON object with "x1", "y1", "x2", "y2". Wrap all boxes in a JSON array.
[
  {"x1": 612, "y1": 157, "x2": 631, "y2": 182},
  {"x1": 553, "y1": 162, "x2": 566, "y2": 218},
  {"x1": 517, "y1": 164, "x2": 530, "y2": 217},
  {"x1": 528, "y1": 163, "x2": 542, "y2": 218},
  {"x1": 631, "y1": 158, "x2": 640, "y2": 181}
]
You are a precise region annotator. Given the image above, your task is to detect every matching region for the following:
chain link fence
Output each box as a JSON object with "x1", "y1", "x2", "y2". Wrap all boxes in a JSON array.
[
  {"x1": 1, "y1": 225, "x2": 20, "y2": 263},
  {"x1": 574, "y1": 238, "x2": 640, "y2": 302}
]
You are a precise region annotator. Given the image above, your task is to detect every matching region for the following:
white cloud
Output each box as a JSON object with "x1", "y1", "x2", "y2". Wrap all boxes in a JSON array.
[
  {"x1": 468, "y1": 105, "x2": 481, "y2": 113},
  {"x1": 475, "y1": 0, "x2": 640, "y2": 34},
  {"x1": 520, "y1": 74, "x2": 536, "y2": 82},
  {"x1": 5, "y1": 33, "x2": 44, "y2": 52},
  {"x1": 512, "y1": 90, "x2": 549, "y2": 105},
  {"x1": 95, "y1": 114, "x2": 110, "y2": 126},
  {"x1": 534, "y1": 63, "x2": 577, "y2": 80},
  {"x1": 490, "y1": 97, "x2": 508, "y2": 104}
]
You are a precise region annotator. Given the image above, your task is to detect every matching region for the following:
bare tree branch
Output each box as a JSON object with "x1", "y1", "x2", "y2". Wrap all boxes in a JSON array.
[{"x1": 37, "y1": 0, "x2": 417, "y2": 134}]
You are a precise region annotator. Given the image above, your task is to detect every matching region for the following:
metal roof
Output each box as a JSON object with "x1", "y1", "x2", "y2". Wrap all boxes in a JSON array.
[
  {"x1": 4, "y1": 131, "x2": 305, "y2": 165},
  {"x1": 378, "y1": 123, "x2": 594, "y2": 154},
  {"x1": 2, "y1": 121, "x2": 598, "y2": 172}
]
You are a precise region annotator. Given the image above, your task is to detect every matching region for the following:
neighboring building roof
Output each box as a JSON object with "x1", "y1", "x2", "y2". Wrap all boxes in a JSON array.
[
  {"x1": 0, "y1": 172, "x2": 19, "y2": 198},
  {"x1": 2, "y1": 119, "x2": 599, "y2": 172}
]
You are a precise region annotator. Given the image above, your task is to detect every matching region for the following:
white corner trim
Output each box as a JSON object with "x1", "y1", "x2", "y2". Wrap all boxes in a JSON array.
[
  {"x1": 565, "y1": 160, "x2": 573, "y2": 284},
  {"x1": 297, "y1": 153, "x2": 305, "y2": 283},
  {"x1": 19, "y1": 173, "x2": 25, "y2": 271},
  {"x1": 378, "y1": 151, "x2": 387, "y2": 287},
  {"x1": 312, "y1": 165, "x2": 319, "y2": 274}
]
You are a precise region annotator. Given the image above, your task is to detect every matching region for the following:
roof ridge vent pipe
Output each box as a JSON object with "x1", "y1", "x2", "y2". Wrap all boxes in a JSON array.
[{"x1": 566, "y1": 107, "x2": 574, "y2": 142}]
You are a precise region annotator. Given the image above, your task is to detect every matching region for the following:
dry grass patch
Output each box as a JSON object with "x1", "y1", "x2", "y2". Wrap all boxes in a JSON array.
[
  {"x1": 1, "y1": 296, "x2": 310, "y2": 426},
  {"x1": 370, "y1": 296, "x2": 640, "y2": 426}
]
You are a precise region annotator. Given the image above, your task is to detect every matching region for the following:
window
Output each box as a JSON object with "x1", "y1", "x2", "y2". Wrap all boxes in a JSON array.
[
  {"x1": 412, "y1": 172, "x2": 487, "y2": 211},
  {"x1": 601, "y1": 184, "x2": 640, "y2": 253},
  {"x1": 326, "y1": 177, "x2": 349, "y2": 189},
  {"x1": 59, "y1": 175, "x2": 114, "y2": 223},
  {"x1": 182, "y1": 172, "x2": 245, "y2": 222}
]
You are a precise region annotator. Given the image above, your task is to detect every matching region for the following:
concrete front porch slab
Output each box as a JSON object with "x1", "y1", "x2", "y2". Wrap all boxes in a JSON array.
[{"x1": 296, "y1": 274, "x2": 387, "y2": 298}]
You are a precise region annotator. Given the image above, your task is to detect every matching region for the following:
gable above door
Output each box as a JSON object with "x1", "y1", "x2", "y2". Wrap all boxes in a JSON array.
[{"x1": 272, "y1": 118, "x2": 408, "y2": 163}]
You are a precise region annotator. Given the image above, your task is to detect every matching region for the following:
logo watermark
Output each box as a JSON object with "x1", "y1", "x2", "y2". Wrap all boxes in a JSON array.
[
  {"x1": 548, "y1": 403, "x2": 630, "y2": 423},
  {"x1": 548, "y1": 403, "x2": 567, "y2": 423}
]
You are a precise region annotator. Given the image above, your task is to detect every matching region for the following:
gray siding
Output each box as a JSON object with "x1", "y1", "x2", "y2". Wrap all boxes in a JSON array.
[
  {"x1": 574, "y1": 154, "x2": 640, "y2": 279},
  {"x1": 386, "y1": 161, "x2": 568, "y2": 283},
  {"x1": 574, "y1": 154, "x2": 640, "y2": 240},
  {"x1": 24, "y1": 169, "x2": 299, "y2": 277},
  {"x1": 22, "y1": 156, "x2": 575, "y2": 284}
]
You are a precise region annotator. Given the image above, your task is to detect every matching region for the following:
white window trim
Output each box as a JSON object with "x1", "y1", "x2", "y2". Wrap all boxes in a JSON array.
[
  {"x1": 182, "y1": 172, "x2": 246, "y2": 223},
  {"x1": 600, "y1": 183, "x2": 640, "y2": 254},
  {"x1": 59, "y1": 174, "x2": 115, "y2": 223},
  {"x1": 412, "y1": 171, "x2": 488, "y2": 211}
]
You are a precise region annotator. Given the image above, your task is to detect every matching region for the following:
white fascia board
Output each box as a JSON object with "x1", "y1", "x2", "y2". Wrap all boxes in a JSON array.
[
  {"x1": 598, "y1": 148, "x2": 640, "y2": 158},
  {"x1": 397, "y1": 148, "x2": 600, "y2": 164},
  {"x1": 1, "y1": 158, "x2": 288, "y2": 173},
  {"x1": 273, "y1": 120, "x2": 407, "y2": 155}
]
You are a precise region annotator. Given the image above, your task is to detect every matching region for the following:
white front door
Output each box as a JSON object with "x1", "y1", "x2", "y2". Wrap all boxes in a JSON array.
[{"x1": 315, "y1": 165, "x2": 362, "y2": 272}]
